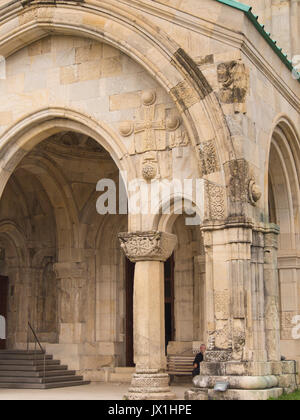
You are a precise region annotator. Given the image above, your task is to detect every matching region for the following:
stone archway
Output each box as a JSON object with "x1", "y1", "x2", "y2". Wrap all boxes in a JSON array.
[
  {"x1": 0, "y1": 3, "x2": 241, "y2": 398},
  {"x1": 0, "y1": 0, "x2": 234, "y2": 199},
  {"x1": 0, "y1": 126, "x2": 130, "y2": 380},
  {"x1": 267, "y1": 119, "x2": 300, "y2": 371}
]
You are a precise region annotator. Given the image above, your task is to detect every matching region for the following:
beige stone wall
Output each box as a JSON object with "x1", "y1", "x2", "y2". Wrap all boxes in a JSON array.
[
  {"x1": 246, "y1": 0, "x2": 300, "y2": 57},
  {"x1": 0, "y1": 0, "x2": 299, "y2": 392}
]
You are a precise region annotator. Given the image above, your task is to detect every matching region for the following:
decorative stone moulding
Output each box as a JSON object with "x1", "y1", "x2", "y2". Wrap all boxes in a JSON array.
[
  {"x1": 118, "y1": 231, "x2": 177, "y2": 262},
  {"x1": 141, "y1": 90, "x2": 156, "y2": 106},
  {"x1": 119, "y1": 121, "x2": 134, "y2": 137},
  {"x1": 248, "y1": 179, "x2": 262, "y2": 205},
  {"x1": 205, "y1": 350, "x2": 233, "y2": 363},
  {"x1": 125, "y1": 373, "x2": 176, "y2": 400}
]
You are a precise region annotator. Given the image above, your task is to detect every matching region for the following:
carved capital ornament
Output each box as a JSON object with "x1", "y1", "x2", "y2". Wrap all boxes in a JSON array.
[{"x1": 118, "y1": 231, "x2": 177, "y2": 262}]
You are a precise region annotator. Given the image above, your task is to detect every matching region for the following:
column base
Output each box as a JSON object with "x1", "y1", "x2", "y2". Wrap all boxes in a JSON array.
[
  {"x1": 124, "y1": 373, "x2": 176, "y2": 400},
  {"x1": 184, "y1": 360, "x2": 299, "y2": 401},
  {"x1": 185, "y1": 387, "x2": 283, "y2": 401}
]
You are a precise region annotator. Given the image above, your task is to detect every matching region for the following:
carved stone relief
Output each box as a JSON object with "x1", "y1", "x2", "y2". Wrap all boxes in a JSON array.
[
  {"x1": 205, "y1": 350, "x2": 232, "y2": 362},
  {"x1": 170, "y1": 79, "x2": 199, "y2": 109},
  {"x1": 119, "y1": 90, "x2": 190, "y2": 156},
  {"x1": 205, "y1": 182, "x2": 226, "y2": 220},
  {"x1": 217, "y1": 61, "x2": 249, "y2": 113},
  {"x1": 248, "y1": 179, "x2": 262, "y2": 205},
  {"x1": 214, "y1": 290, "x2": 230, "y2": 320},
  {"x1": 118, "y1": 231, "x2": 177, "y2": 262},
  {"x1": 198, "y1": 140, "x2": 220, "y2": 175},
  {"x1": 141, "y1": 152, "x2": 159, "y2": 181}
]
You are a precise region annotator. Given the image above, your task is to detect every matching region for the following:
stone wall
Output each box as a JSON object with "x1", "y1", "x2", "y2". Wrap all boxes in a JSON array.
[{"x1": 246, "y1": 0, "x2": 300, "y2": 57}]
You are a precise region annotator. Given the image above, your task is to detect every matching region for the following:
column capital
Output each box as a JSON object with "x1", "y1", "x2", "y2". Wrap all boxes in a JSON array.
[{"x1": 118, "y1": 231, "x2": 177, "y2": 262}]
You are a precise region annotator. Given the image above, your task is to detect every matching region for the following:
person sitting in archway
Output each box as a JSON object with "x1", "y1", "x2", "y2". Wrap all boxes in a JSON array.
[{"x1": 192, "y1": 344, "x2": 206, "y2": 378}]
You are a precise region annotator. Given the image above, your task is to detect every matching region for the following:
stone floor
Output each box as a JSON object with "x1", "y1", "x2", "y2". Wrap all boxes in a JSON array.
[{"x1": 0, "y1": 383, "x2": 190, "y2": 400}]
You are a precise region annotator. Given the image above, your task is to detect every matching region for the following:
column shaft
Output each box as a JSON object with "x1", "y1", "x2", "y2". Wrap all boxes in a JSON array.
[{"x1": 134, "y1": 260, "x2": 166, "y2": 372}]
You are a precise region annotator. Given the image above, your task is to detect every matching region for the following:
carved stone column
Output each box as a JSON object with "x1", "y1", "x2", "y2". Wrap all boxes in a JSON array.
[
  {"x1": 200, "y1": 225, "x2": 252, "y2": 364},
  {"x1": 118, "y1": 231, "x2": 177, "y2": 400},
  {"x1": 185, "y1": 223, "x2": 294, "y2": 400}
]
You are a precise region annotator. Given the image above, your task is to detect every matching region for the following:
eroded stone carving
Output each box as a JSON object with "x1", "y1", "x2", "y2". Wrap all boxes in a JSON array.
[
  {"x1": 170, "y1": 79, "x2": 199, "y2": 109},
  {"x1": 249, "y1": 179, "x2": 262, "y2": 205},
  {"x1": 217, "y1": 61, "x2": 249, "y2": 113},
  {"x1": 228, "y1": 159, "x2": 249, "y2": 202},
  {"x1": 214, "y1": 291, "x2": 230, "y2": 320},
  {"x1": 233, "y1": 331, "x2": 246, "y2": 354},
  {"x1": 118, "y1": 231, "x2": 177, "y2": 262},
  {"x1": 198, "y1": 140, "x2": 220, "y2": 175}
]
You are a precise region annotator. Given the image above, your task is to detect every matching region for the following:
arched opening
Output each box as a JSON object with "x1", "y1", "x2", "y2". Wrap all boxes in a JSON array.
[
  {"x1": 267, "y1": 122, "x2": 300, "y2": 370},
  {"x1": 0, "y1": 129, "x2": 131, "y2": 378},
  {"x1": 162, "y1": 213, "x2": 206, "y2": 357}
]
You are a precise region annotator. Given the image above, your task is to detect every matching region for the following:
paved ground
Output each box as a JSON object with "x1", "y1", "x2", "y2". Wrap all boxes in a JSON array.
[{"x1": 0, "y1": 383, "x2": 190, "y2": 400}]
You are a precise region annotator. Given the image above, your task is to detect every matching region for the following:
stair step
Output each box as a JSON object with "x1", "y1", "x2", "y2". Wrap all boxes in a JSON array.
[
  {"x1": 0, "y1": 381, "x2": 90, "y2": 390},
  {"x1": 0, "y1": 359, "x2": 60, "y2": 366},
  {"x1": 44, "y1": 381, "x2": 90, "y2": 389},
  {"x1": 0, "y1": 354, "x2": 53, "y2": 361},
  {"x1": 0, "y1": 370, "x2": 75, "y2": 378},
  {"x1": 0, "y1": 351, "x2": 45, "y2": 355},
  {"x1": 0, "y1": 375, "x2": 83, "y2": 384},
  {"x1": 0, "y1": 349, "x2": 88, "y2": 389},
  {"x1": 0, "y1": 364, "x2": 68, "y2": 372}
]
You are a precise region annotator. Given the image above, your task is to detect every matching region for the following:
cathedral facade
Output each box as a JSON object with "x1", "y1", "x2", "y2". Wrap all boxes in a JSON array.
[{"x1": 0, "y1": 0, "x2": 299, "y2": 400}]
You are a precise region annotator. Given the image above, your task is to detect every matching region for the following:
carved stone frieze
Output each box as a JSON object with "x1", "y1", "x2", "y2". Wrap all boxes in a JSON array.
[
  {"x1": 205, "y1": 350, "x2": 233, "y2": 363},
  {"x1": 118, "y1": 231, "x2": 177, "y2": 262}
]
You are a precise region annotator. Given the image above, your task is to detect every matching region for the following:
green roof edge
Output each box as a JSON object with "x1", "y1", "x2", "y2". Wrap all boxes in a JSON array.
[{"x1": 215, "y1": 0, "x2": 300, "y2": 84}]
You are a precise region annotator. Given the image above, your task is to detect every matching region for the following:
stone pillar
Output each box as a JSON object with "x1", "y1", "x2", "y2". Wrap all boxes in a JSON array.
[
  {"x1": 185, "y1": 222, "x2": 289, "y2": 400},
  {"x1": 118, "y1": 231, "x2": 177, "y2": 400},
  {"x1": 201, "y1": 225, "x2": 252, "y2": 364},
  {"x1": 264, "y1": 227, "x2": 281, "y2": 362}
]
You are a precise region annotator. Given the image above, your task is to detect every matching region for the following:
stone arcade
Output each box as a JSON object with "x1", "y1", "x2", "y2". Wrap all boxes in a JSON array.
[{"x1": 0, "y1": 0, "x2": 299, "y2": 400}]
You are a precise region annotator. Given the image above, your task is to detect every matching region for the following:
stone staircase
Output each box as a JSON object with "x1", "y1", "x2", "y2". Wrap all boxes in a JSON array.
[{"x1": 0, "y1": 350, "x2": 90, "y2": 389}]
